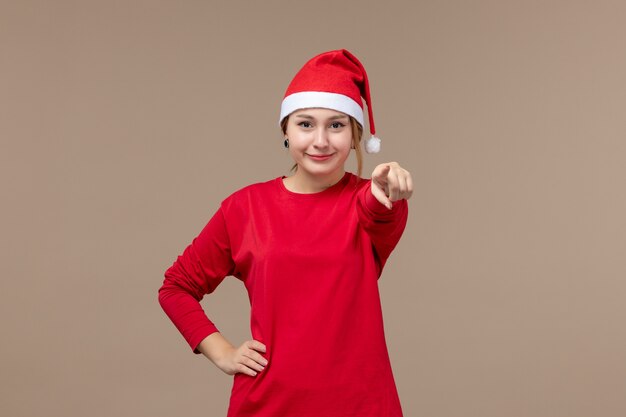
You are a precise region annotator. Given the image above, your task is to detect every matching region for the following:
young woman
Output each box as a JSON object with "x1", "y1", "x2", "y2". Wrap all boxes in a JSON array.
[{"x1": 158, "y1": 49, "x2": 413, "y2": 417}]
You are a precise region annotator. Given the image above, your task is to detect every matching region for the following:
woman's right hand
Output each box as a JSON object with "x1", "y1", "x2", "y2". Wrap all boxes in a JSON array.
[
  {"x1": 197, "y1": 333, "x2": 269, "y2": 377},
  {"x1": 213, "y1": 339, "x2": 269, "y2": 377}
]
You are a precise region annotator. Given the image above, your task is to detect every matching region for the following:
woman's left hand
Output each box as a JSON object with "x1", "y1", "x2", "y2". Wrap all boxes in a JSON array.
[{"x1": 370, "y1": 162, "x2": 413, "y2": 210}]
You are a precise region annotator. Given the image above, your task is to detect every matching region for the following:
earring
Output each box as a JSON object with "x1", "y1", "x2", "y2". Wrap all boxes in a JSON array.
[{"x1": 284, "y1": 138, "x2": 289, "y2": 148}]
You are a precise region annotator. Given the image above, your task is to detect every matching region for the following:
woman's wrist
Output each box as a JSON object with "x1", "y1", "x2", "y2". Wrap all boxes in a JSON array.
[{"x1": 197, "y1": 332, "x2": 235, "y2": 364}]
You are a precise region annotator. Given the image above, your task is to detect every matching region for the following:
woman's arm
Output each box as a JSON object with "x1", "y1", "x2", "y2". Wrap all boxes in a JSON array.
[
  {"x1": 158, "y1": 205, "x2": 269, "y2": 376},
  {"x1": 158, "y1": 207, "x2": 234, "y2": 353},
  {"x1": 356, "y1": 162, "x2": 413, "y2": 273}
]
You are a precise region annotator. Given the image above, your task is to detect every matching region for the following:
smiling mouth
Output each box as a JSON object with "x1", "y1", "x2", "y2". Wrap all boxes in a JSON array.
[{"x1": 307, "y1": 153, "x2": 334, "y2": 159}]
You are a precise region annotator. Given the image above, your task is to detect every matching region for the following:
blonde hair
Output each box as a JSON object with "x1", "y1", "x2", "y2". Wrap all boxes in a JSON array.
[{"x1": 280, "y1": 115, "x2": 364, "y2": 178}]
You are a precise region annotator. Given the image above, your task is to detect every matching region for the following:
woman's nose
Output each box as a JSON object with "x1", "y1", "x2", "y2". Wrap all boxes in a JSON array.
[{"x1": 313, "y1": 128, "x2": 329, "y2": 147}]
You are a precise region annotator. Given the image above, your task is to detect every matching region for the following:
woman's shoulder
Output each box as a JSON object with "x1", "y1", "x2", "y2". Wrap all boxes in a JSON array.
[
  {"x1": 345, "y1": 172, "x2": 372, "y2": 196},
  {"x1": 220, "y1": 176, "x2": 282, "y2": 207}
]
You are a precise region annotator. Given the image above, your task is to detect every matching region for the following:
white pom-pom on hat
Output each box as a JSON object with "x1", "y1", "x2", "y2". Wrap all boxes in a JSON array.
[
  {"x1": 279, "y1": 49, "x2": 382, "y2": 153},
  {"x1": 364, "y1": 135, "x2": 381, "y2": 154}
]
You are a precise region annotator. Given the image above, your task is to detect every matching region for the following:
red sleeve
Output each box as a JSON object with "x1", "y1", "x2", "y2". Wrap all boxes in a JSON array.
[
  {"x1": 158, "y1": 206, "x2": 235, "y2": 354},
  {"x1": 356, "y1": 181, "x2": 409, "y2": 275}
]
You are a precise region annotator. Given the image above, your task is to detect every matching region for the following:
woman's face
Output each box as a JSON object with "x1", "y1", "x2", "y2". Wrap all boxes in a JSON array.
[{"x1": 284, "y1": 108, "x2": 353, "y2": 181}]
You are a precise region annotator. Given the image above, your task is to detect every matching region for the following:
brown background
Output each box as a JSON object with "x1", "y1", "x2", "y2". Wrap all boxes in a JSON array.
[{"x1": 2, "y1": 1, "x2": 625, "y2": 416}]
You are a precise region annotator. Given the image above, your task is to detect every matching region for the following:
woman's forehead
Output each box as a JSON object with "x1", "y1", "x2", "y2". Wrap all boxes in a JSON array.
[{"x1": 291, "y1": 108, "x2": 350, "y2": 119}]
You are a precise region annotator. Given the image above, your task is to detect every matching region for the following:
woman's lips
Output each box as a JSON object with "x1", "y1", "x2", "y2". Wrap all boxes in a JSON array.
[{"x1": 307, "y1": 153, "x2": 334, "y2": 161}]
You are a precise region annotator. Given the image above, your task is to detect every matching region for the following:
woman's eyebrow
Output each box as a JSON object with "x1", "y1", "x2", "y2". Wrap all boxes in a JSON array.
[{"x1": 295, "y1": 114, "x2": 349, "y2": 120}]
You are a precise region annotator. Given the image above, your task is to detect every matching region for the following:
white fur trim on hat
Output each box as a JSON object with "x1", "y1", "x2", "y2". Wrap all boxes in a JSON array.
[{"x1": 279, "y1": 91, "x2": 364, "y2": 126}]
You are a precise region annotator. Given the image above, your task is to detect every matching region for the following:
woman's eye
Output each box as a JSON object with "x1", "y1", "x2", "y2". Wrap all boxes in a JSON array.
[
  {"x1": 298, "y1": 121, "x2": 312, "y2": 128},
  {"x1": 330, "y1": 122, "x2": 345, "y2": 129}
]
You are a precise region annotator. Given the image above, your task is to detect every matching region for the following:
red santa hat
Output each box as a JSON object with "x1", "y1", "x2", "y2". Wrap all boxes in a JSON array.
[{"x1": 279, "y1": 49, "x2": 381, "y2": 154}]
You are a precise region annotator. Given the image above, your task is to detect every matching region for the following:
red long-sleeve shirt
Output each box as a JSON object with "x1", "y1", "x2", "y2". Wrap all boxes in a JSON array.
[{"x1": 158, "y1": 171, "x2": 408, "y2": 417}]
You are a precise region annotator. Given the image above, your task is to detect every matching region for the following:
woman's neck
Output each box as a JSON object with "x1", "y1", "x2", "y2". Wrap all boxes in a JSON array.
[{"x1": 283, "y1": 169, "x2": 346, "y2": 194}]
